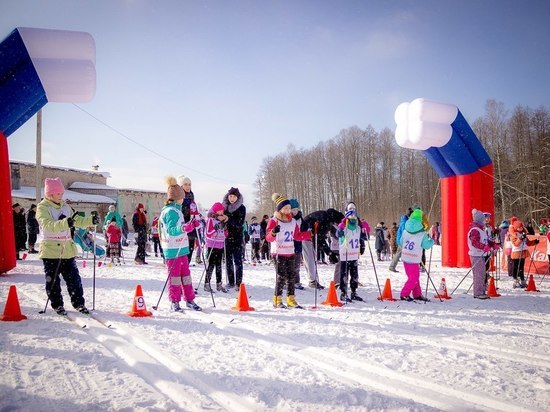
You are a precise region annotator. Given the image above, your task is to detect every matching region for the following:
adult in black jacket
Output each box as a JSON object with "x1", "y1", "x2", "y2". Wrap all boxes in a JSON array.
[
  {"x1": 223, "y1": 187, "x2": 246, "y2": 289},
  {"x1": 301, "y1": 208, "x2": 345, "y2": 288},
  {"x1": 12, "y1": 203, "x2": 27, "y2": 260},
  {"x1": 177, "y1": 175, "x2": 199, "y2": 263},
  {"x1": 26, "y1": 204, "x2": 40, "y2": 253}
]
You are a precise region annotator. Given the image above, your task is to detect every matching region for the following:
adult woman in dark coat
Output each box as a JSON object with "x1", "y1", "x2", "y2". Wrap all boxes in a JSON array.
[{"x1": 223, "y1": 187, "x2": 246, "y2": 290}]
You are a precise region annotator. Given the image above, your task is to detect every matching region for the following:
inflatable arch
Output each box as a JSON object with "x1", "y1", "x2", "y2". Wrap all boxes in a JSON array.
[
  {"x1": 0, "y1": 27, "x2": 95, "y2": 274},
  {"x1": 395, "y1": 98, "x2": 494, "y2": 268}
]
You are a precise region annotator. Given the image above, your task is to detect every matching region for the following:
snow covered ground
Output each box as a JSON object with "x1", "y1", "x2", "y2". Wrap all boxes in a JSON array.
[{"x1": 1, "y1": 238, "x2": 549, "y2": 412}]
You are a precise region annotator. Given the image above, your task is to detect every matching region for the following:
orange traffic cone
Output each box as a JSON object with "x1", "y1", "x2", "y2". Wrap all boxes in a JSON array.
[
  {"x1": 128, "y1": 284, "x2": 153, "y2": 317},
  {"x1": 434, "y1": 278, "x2": 452, "y2": 299},
  {"x1": 486, "y1": 276, "x2": 501, "y2": 297},
  {"x1": 0, "y1": 285, "x2": 28, "y2": 321},
  {"x1": 232, "y1": 284, "x2": 255, "y2": 311},
  {"x1": 525, "y1": 274, "x2": 540, "y2": 292},
  {"x1": 377, "y1": 278, "x2": 397, "y2": 301},
  {"x1": 322, "y1": 281, "x2": 344, "y2": 307}
]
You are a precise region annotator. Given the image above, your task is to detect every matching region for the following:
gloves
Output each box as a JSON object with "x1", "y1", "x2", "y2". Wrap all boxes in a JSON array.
[
  {"x1": 328, "y1": 252, "x2": 339, "y2": 264},
  {"x1": 272, "y1": 225, "x2": 281, "y2": 234},
  {"x1": 337, "y1": 229, "x2": 344, "y2": 238},
  {"x1": 66, "y1": 217, "x2": 74, "y2": 228},
  {"x1": 483, "y1": 245, "x2": 492, "y2": 253},
  {"x1": 193, "y1": 219, "x2": 201, "y2": 228}
]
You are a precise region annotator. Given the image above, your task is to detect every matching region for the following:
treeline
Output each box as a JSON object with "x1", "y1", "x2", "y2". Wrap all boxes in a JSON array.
[{"x1": 253, "y1": 100, "x2": 550, "y2": 227}]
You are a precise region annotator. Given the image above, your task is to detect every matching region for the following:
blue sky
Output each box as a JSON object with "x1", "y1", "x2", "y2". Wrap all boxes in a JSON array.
[{"x1": 2, "y1": 0, "x2": 550, "y2": 210}]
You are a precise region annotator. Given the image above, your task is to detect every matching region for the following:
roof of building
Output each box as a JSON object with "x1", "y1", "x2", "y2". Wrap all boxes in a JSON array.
[
  {"x1": 10, "y1": 159, "x2": 111, "y2": 178},
  {"x1": 69, "y1": 181, "x2": 118, "y2": 190},
  {"x1": 12, "y1": 186, "x2": 115, "y2": 204}
]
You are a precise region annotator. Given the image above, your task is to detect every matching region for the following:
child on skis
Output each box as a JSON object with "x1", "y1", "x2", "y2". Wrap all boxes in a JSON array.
[
  {"x1": 399, "y1": 208, "x2": 433, "y2": 302},
  {"x1": 248, "y1": 216, "x2": 262, "y2": 263},
  {"x1": 159, "y1": 176, "x2": 202, "y2": 312},
  {"x1": 266, "y1": 193, "x2": 309, "y2": 308},
  {"x1": 36, "y1": 177, "x2": 98, "y2": 315},
  {"x1": 468, "y1": 209, "x2": 499, "y2": 299},
  {"x1": 105, "y1": 217, "x2": 122, "y2": 265},
  {"x1": 204, "y1": 202, "x2": 229, "y2": 293},
  {"x1": 509, "y1": 216, "x2": 539, "y2": 288},
  {"x1": 337, "y1": 209, "x2": 366, "y2": 302}
]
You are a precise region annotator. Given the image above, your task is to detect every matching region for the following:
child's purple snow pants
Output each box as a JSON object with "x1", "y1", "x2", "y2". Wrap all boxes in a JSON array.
[
  {"x1": 166, "y1": 255, "x2": 196, "y2": 303},
  {"x1": 470, "y1": 255, "x2": 487, "y2": 297}
]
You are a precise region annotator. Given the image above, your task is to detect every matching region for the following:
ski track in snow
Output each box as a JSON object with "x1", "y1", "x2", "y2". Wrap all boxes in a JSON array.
[{"x1": 2, "y1": 241, "x2": 549, "y2": 411}]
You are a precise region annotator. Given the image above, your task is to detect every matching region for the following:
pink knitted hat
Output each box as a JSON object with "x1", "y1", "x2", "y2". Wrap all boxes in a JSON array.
[
  {"x1": 44, "y1": 177, "x2": 65, "y2": 196},
  {"x1": 210, "y1": 202, "x2": 224, "y2": 214}
]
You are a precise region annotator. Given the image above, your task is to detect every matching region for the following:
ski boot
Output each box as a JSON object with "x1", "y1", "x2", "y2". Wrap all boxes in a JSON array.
[
  {"x1": 171, "y1": 301, "x2": 183, "y2": 312},
  {"x1": 186, "y1": 301, "x2": 202, "y2": 311},
  {"x1": 76, "y1": 306, "x2": 90, "y2": 315},
  {"x1": 340, "y1": 292, "x2": 352, "y2": 303},
  {"x1": 286, "y1": 295, "x2": 303, "y2": 309},
  {"x1": 272, "y1": 295, "x2": 287, "y2": 309},
  {"x1": 216, "y1": 282, "x2": 228, "y2": 293},
  {"x1": 414, "y1": 295, "x2": 430, "y2": 302},
  {"x1": 351, "y1": 292, "x2": 363, "y2": 301},
  {"x1": 54, "y1": 306, "x2": 67, "y2": 316}
]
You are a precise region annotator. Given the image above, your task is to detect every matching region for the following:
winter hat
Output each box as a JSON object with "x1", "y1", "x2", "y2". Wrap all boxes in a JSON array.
[
  {"x1": 227, "y1": 187, "x2": 241, "y2": 198},
  {"x1": 177, "y1": 175, "x2": 192, "y2": 186},
  {"x1": 109, "y1": 205, "x2": 116, "y2": 212},
  {"x1": 210, "y1": 202, "x2": 224, "y2": 214},
  {"x1": 499, "y1": 219, "x2": 509, "y2": 229},
  {"x1": 511, "y1": 216, "x2": 524, "y2": 231},
  {"x1": 44, "y1": 177, "x2": 65, "y2": 196},
  {"x1": 472, "y1": 209, "x2": 485, "y2": 224},
  {"x1": 289, "y1": 198, "x2": 300, "y2": 209},
  {"x1": 272, "y1": 193, "x2": 290, "y2": 211},
  {"x1": 166, "y1": 176, "x2": 184, "y2": 201},
  {"x1": 12, "y1": 203, "x2": 20, "y2": 208},
  {"x1": 346, "y1": 202, "x2": 357, "y2": 212},
  {"x1": 136, "y1": 203, "x2": 144, "y2": 210},
  {"x1": 410, "y1": 209, "x2": 423, "y2": 222}
]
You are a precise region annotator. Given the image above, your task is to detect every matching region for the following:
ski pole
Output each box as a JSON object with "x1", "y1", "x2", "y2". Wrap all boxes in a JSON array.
[
  {"x1": 91, "y1": 213, "x2": 98, "y2": 311},
  {"x1": 366, "y1": 238, "x2": 383, "y2": 300},
  {"x1": 424, "y1": 247, "x2": 437, "y2": 304},
  {"x1": 421, "y1": 261, "x2": 443, "y2": 302},
  {"x1": 451, "y1": 254, "x2": 491, "y2": 296},
  {"x1": 312, "y1": 222, "x2": 319, "y2": 308},
  {"x1": 423, "y1": 247, "x2": 433, "y2": 304},
  {"x1": 38, "y1": 243, "x2": 67, "y2": 314}
]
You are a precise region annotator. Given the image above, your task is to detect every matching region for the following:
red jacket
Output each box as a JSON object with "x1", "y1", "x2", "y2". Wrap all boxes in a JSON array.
[{"x1": 105, "y1": 222, "x2": 122, "y2": 243}]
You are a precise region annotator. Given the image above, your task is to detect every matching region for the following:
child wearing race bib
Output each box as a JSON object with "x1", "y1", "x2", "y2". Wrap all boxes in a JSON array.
[
  {"x1": 398, "y1": 208, "x2": 434, "y2": 302},
  {"x1": 159, "y1": 177, "x2": 202, "y2": 312},
  {"x1": 36, "y1": 177, "x2": 97, "y2": 315},
  {"x1": 266, "y1": 193, "x2": 309, "y2": 308},
  {"x1": 337, "y1": 209, "x2": 366, "y2": 302}
]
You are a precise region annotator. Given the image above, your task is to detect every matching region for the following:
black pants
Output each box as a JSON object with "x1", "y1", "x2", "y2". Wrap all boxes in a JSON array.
[
  {"x1": 273, "y1": 255, "x2": 295, "y2": 296},
  {"x1": 260, "y1": 240, "x2": 270, "y2": 260},
  {"x1": 135, "y1": 229, "x2": 147, "y2": 261},
  {"x1": 225, "y1": 239, "x2": 243, "y2": 287},
  {"x1": 340, "y1": 260, "x2": 359, "y2": 294},
  {"x1": 251, "y1": 241, "x2": 261, "y2": 261},
  {"x1": 512, "y1": 258, "x2": 526, "y2": 281},
  {"x1": 28, "y1": 233, "x2": 38, "y2": 249},
  {"x1": 187, "y1": 233, "x2": 196, "y2": 262},
  {"x1": 152, "y1": 237, "x2": 163, "y2": 256},
  {"x1": 205, "y1": 247, "x2": 223, "y2": 284},
  {"x1": 43, "y1": 258, "x2": 85, "y2": 309}
]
